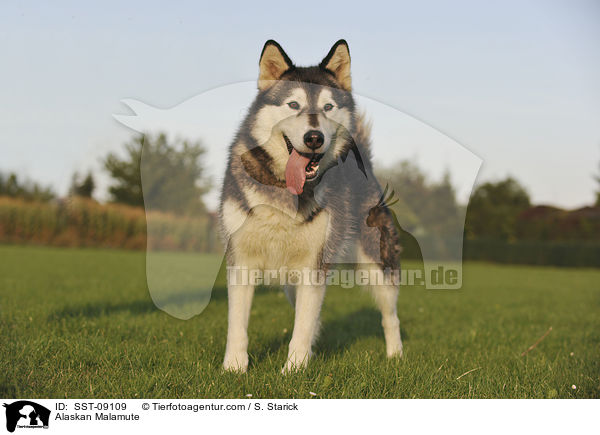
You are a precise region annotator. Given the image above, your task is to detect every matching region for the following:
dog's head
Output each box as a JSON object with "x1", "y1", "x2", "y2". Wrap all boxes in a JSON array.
[{"x1": 248, "y1": 40, "x2": 357, "y2": 195}]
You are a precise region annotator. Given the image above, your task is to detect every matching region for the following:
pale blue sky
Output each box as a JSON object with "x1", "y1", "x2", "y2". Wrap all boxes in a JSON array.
[{"x1": 1, "y1": 0, "x2": 599, "y2": 209}]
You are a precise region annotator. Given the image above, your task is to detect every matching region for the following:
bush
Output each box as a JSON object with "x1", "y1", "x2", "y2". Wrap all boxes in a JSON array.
[
  {"x1": 463, "y1": 238, "x2": 600, "y2": 267},
  {"x1": 0, "y1": 196, "x2": 218, "y2": 252}
]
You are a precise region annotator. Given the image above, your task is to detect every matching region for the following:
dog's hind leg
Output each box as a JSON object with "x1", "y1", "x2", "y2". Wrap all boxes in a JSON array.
[
  {"x1": 357, "y1": 247, "x2": 403, "y2": 358},
  {"x1": 369, "y1": 282, "x2": 403, "y2": 358},
  {"x1": 283, "y1": 284, "x2": 326, "y2": 373},
  {"x1": 223, "y1": 283, "x2": 255, "y2": 372}
]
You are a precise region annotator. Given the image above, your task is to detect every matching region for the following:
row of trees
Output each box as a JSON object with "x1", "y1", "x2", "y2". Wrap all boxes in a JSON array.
[
  {"x1": 0, "y1": 173, "x2": 55, "y2": 202},
  {"x1": 2, "y1": 132, "x2": 600, "y2": 242},
  {"x1": 0, "y1": 133, "x2": 212, "y2": 216},
  {"x1": 377, "y1": 160, "x2": 599, "y2": 243}
]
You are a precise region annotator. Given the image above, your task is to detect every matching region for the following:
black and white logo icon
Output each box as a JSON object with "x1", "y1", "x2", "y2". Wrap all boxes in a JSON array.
[{"x1": 3, "y1": 401, "x2": 50, "y2": 432}]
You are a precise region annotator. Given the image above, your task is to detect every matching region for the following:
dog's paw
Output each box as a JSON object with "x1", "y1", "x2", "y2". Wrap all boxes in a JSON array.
[
  {"x1": 281, "y1": 359, "x2": 307, "y2": 374},
  {"x1": 223, "y1": 351, "x2": 249, "y2": 373},
  {"x1": 281, "y1": 350, "x2": 310, "y2": 374},
  {"x1": 386, "y1": 342, "x2": 403, "y2": 359}
]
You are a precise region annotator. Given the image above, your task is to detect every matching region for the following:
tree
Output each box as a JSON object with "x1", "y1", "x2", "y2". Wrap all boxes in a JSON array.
[
  {"x1": 375, "y1": 162, "x2": 464, "y2": 260},
  {"x1": 69, "y1": 171, "x2": 95, "y2": 198},
  {"x1": 595, "y1": 161, "x2": 600, "y2": 207},
  {"x1": 375, "y1": 162, "x2": 462, "y2": 235},
  {"x1": 103, "y1": 133, "x2": 211, "y2": 214},
  {"x1": 466, "y1": 177, "x2": 530, "y2": 240},
  {"x1": 0, "y1": 172, "x2": 55, "y2": 202}
]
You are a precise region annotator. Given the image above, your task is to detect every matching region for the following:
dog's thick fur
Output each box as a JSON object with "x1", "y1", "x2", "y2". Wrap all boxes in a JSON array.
[{"x1": 218, "y1": 40, "x2": 403, "y2": 372}]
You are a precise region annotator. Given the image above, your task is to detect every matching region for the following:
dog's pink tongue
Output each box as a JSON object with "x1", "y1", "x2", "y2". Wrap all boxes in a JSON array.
[{"x1": 285, "y1": 149, "x2": 310, "y2": 195}]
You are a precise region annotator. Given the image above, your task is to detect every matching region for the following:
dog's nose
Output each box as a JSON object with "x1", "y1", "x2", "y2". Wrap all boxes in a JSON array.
[{"x1": 303, "y1": 130, "x2": 324, "y2": 150}]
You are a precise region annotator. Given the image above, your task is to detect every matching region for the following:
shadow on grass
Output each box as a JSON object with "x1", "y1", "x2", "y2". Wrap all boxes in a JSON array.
[
  {"x1": 247, "y1": 307, "x2": 410, "y2": 368},
  {"x1": 318, "y1": 308, "x2": 409, "y2": 357},
  {"x1": 48, "y1": 257, "x2": 231, "y2": 321},
  {"x1": 48, "y1": 299, "x2": 157, "y2": 320},
  {"x1": 49, "y1": 285, "x2": 229, "y2": 321}
]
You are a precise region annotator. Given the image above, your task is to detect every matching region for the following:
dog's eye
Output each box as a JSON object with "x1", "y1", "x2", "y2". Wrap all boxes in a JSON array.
[
  {"x1": 323, "y1": 103, "x2": 334, "y2": 112},
  {"x1": 287, "y1": 101, "x2": 300, "y2": 110}
]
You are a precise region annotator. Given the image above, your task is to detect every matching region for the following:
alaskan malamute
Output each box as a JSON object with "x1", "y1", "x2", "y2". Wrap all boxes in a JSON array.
[{"x1": 219, "y1": 39, "x2": 403, "y2": 372}]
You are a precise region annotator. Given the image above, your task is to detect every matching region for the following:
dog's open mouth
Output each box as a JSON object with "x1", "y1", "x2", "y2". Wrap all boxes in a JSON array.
[
  {"x1": 305, "y1": 157, "x2": 320, "y2": 180},
  {"x1": 283, "y1": 134, "x2": 324, "y2": 194}
]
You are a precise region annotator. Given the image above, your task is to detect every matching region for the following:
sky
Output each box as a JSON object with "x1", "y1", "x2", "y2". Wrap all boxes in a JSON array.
[{"x1": 1, "y1": 0, "x2": 599, "y2": 210}]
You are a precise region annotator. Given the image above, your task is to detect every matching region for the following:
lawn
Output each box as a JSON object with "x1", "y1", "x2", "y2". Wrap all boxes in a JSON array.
[{"x1": 0, "y1": 245, "x2": 598, "y2": 398}]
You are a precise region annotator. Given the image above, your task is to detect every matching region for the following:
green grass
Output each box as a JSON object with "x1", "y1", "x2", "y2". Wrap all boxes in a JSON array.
[{"x1": 1, "y1": 245, "x2": 598, "y2": 398}]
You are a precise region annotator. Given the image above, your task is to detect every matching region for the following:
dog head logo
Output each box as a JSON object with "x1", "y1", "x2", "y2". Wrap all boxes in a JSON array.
[
  {"x1": 114, "y1": 40, "x2": 482, "y2": 320},
  {"x1": 3, "y1": 401, "x2": 50, "y2": 432}
]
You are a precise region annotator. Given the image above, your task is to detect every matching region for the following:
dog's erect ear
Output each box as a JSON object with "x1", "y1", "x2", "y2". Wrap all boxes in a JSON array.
[
  {"x1": 320, "y1": 40, "x2": 351, "y2": 91},
  {"x1": 258, "y1": 40, "x2": 294, "y2": 90}
]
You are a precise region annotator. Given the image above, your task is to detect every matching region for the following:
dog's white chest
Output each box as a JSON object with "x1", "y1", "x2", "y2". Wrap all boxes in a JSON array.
[{"x1": 231, "y1": 205, "x2": 329, "y2": 270}]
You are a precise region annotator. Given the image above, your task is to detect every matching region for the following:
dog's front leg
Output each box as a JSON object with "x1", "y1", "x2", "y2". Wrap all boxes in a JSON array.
[
  {"x1": 283, "y1": 284, "x2": 326, "y2": 373},
  {"x1": 223, "y1": 283, "x2": 255, "y2": 372}
]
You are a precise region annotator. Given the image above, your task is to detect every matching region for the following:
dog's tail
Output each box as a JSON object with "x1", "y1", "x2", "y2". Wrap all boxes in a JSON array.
[{"x1": 354, "y1": 111, "x2": 372, "y2": 158}]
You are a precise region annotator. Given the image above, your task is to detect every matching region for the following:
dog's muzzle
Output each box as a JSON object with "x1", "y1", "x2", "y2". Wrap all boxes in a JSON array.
[{"x1": 283, "y1": 134, "x2": 324, "y2": 180}]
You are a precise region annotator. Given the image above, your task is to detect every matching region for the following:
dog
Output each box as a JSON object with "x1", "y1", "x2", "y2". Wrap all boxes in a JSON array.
[{"x1": 218, "y1": 39, "x2": 403, "y2": 372}]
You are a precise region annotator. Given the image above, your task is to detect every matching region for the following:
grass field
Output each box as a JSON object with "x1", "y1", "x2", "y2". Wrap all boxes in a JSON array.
[{"x1": 1, "y1": 245, "x2": 598, "y2": 398}]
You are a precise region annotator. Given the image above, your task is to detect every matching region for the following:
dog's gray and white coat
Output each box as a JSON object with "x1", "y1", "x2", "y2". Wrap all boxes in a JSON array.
[{"x1": 218, "y1": 39, "x2": 403, "y2": 372}]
